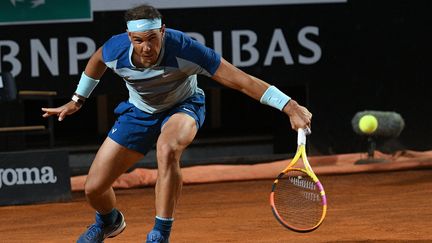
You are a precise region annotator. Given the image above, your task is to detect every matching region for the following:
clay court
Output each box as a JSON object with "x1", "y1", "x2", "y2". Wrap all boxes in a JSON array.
[
  {"x1": 1, "y1": 1, "x2": 431, "y2": 242},
  {"x1": 2, "y1": 168, "x2": 431, "y2": 242}
]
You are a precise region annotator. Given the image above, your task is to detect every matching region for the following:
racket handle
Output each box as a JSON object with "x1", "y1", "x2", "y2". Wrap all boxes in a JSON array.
[{"x1": 297, "y1": 128, "x2": 311, "y2": 145}]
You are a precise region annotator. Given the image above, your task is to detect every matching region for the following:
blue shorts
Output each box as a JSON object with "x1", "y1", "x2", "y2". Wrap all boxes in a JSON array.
[{"x1": 108, "y1": 93, "x2": 205, "y2": 155}]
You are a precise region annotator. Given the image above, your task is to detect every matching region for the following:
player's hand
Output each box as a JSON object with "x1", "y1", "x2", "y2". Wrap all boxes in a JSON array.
[
  {"x1": 283, "y1": 99, "x2": 312, "y2": 131},
  {"x1": 41, "y1": 101, "x2": 81, "y2": 121}
]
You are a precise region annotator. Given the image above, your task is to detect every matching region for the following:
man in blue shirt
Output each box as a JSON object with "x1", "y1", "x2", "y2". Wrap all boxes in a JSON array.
[{"x1": 42, "y1": 4, "x2": 312, "y2": 243}]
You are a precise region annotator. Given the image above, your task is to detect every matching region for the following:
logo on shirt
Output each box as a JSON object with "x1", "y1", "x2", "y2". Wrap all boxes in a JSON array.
[
  {"x1": 182, "y1": 107, "x2": 193, "y2": 113},
  {"x1": 111, "y1": 128, "x2": 117, "y2": 134}
]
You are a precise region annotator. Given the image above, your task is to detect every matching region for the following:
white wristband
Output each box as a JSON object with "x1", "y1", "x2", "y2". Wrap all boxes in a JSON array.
[
  {"x1": 260, "y1": 86, "x2": 291, "y2": 111},
  {"x1": 71, "y1": 93, "x2": 85, "y2": 107}
]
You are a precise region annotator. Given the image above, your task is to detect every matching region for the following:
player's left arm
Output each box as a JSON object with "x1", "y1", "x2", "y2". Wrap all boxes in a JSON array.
[{"x1": 211, "y1": 58, "x2": 312, "y2": 130}]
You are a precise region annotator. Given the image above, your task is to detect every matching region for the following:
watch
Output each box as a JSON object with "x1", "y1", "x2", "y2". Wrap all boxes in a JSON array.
[{"x1": 71, "y1": 93, "x2": 85, "y2": 107}]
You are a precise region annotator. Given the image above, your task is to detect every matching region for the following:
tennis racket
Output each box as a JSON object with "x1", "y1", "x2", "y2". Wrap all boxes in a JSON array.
[{"x1": 270, "y1": 128, "x2": 327, "y2": 232}]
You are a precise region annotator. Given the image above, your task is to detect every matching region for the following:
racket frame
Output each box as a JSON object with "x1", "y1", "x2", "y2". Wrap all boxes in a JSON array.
[{"x1": 270, "y1": 129, "x2": 327, "y2": 232}]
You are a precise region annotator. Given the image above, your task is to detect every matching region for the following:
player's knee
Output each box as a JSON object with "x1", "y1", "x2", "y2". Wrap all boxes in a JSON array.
[
  {"x1": 157, "y1": 142, "x2": 182, "y2": 166},
  {"x1": 84, "y1": 180, "x2": 104, "y2": 198}
]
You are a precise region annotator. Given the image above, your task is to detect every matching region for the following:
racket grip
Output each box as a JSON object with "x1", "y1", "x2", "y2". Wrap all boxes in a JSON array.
[{"x1": 297, "y1": 128, "x2": 311, "y2": 145}]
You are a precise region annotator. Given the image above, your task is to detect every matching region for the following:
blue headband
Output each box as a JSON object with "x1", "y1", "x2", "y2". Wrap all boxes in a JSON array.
[{"x1": 127, "y1": 18, "x2": 162, "y2": 32}]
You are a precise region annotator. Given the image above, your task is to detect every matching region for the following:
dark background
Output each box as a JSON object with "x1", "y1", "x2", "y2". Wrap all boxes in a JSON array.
[{"x1": 1, "y1": 0, "x2": 431, "y2": 154}]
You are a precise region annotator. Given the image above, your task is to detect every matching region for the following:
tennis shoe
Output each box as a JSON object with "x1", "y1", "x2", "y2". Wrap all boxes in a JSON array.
[
  {"x1": 146, "y1": 230, "x2": 169, "y2": 243},
  {"x1": 77, "y1": 211, "x2": 126, "y2": 243}
]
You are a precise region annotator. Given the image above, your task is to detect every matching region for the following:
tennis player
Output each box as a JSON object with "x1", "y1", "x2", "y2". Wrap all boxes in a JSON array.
[{"x1": 42, "y1": 4, "x2": 312, "y2": 243}]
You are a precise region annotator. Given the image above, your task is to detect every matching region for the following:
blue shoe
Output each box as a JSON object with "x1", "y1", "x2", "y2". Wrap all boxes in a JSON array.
[
  {"x1": 77, "y1": 211, "x2": 126, "y2": 243},
  {"x1": 146, "y1": 230, "x2": 169, "y2": 243}
]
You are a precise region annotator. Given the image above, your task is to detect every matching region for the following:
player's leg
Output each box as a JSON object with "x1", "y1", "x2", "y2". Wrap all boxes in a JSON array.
[
  {"x1": 77, "y1": 137, "x2": 144, "y2": 243},
  {"x1": 85, "y1": 136, "x2": 144, "y2": 212},
  {"x1": 147, "y1": 113, "x2": 197, "y2": 243},
  {"x1": 156, "y1": 112, "x2": 198, "y2": 216},
  {"x1": 83, "y1": 100, "x2": 158, "y2": 214},
  {"x1": 146, "y1": 92, "x2": 205, "y2": 243}
]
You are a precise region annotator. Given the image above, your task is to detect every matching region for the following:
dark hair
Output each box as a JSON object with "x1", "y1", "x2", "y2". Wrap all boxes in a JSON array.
[{"x1": 124, "y1": 4, "x2": 162, "y2": 22}]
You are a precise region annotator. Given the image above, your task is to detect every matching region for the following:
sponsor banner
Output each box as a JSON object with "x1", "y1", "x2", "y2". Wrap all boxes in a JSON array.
[
  {"x1": 91, "y1": 0, "x2": 347, "y2": 11},
  {"x1": 0, "y1": 0, "x2": 92, "y2": 25},
  {"x1": 0, "y1": 149, "x2": 71, "y2": 206},
  {"x1": 0, "y1": 3, "x2": 348, "y2": 95}
]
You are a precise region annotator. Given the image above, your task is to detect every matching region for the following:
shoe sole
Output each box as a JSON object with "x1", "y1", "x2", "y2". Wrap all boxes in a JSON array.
[
  {"x1": 106, "y1": 212, "x2": 127, "y2": 239},
  {"x1": 107, "y1": 221, "x2": 126, "y2": 238}
]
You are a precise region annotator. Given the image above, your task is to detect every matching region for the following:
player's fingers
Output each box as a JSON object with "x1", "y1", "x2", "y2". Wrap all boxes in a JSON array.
[
  {"x1": 41, "y1": 108, "x2": 59, "y2": 117},
  {"x1": 305, "y1": 116, "x2": 312, "y2": 127},
  {"x1": 305, "y1": 109, "x2": 312, "y2": 120},
  {"x1": 293, "y1": 121, "x2": 311, "y2": 133},
  {"x1": 58, "y1": 110, "x2": 68, "y2": 121},
  {"x1": 41, "y1": 107, "x2": 61, "y2": 113}
]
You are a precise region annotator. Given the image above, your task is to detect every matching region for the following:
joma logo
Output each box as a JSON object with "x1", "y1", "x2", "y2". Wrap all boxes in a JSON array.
[{"x1": 0, "y1": 166, "x2": 57, "y2": 189}]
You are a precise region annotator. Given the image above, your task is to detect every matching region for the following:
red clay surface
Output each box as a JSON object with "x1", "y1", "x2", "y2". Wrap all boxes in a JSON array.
[{"x1": 1, "y1": 169, "x2": 431, "y2": 242}]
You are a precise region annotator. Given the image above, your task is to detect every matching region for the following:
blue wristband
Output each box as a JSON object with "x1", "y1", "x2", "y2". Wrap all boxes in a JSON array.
[
  {"x1": 260, "y1": 86, "x2": 291, "y2": 111},
  {"x1": 75, "y1": 72, "x2": 99, "y2": 98}
]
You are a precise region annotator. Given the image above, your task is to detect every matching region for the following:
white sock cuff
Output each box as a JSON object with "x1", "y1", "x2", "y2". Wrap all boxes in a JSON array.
[{"x1": 156, "y1": 216, "x2": 174, "y2": 221}]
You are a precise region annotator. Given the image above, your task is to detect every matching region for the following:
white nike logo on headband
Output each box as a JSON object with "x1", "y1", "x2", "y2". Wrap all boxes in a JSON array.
[{"x1": 127, "y1": 18, "x2": 162, "y2": 32}]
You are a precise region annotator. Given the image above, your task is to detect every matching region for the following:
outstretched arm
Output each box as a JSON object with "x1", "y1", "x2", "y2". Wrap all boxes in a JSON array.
[
  {"x1": 211, "y1": 58, "x2": 312, "y2": 130},
  {"x1": 41, "y1": 47, "x2": 107, "y2": 121},
  {"x1": 82, "y1": 47, "x2": 108, "y2": 80}
]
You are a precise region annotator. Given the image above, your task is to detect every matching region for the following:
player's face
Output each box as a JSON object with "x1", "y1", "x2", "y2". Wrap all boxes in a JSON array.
[{"x1": 128, "y1": 26, "x2": 165, "y2": 68}]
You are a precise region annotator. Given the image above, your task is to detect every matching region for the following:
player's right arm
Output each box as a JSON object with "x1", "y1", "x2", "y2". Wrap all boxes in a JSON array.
[
  {"x1": 175, "y1": 30, "x2": 312, "y2": 131},
  {"x1": 41, "y1": 47, "x2": 107, "y2": 121},
  {"x1": 211, "y1": 58, "x2": 312, "y2": 131}
]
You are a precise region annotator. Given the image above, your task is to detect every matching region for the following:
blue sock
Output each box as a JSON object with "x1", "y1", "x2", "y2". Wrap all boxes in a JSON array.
[
  {"x1": 153, "y1": 216, "x2": 174, "y2": 238},
  {"x1": 98, "y1": 208, "x2": 118, "y2": 225}
]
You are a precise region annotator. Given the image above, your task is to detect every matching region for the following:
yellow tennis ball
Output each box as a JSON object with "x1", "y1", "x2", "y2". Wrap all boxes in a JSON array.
[{"x1": 359, "y1": 115, "x2": 378, "y2": 134}]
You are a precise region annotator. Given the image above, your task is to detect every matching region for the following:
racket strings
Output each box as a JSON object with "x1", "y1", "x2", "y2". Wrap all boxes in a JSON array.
[{"x1": 274, "y1": 171, "x2": 323, "y2": 230}]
